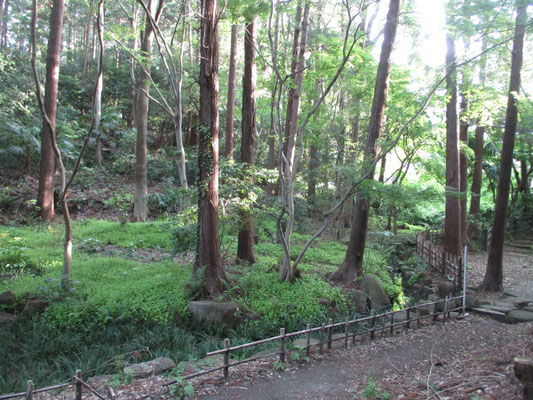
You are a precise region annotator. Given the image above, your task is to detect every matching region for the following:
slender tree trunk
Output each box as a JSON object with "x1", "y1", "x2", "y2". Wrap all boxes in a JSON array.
[
  {"x1": 236, "y1": 19, "x2": 257, "y2": 265},
  {"x1": 94, "y1": 3, "x2": 104, "y2": 167},
  {"x1": 469, "y1": 125, "x2": 484, "y2": 218},
  {"x1": 225, "y1": 24, "x2": 238, "y2": 160},
  {"x1": 307, "y1": 143, "x2": 318, "y2": 208},
  {"x1": 266, "y1": 12, "x2": 280, "y2": 197},
  {"x1": 279, "y1": 2, "x2": 310, "y2": 282},
  {"x1": 332, "y1": 0, "x2": 400, "y2": 283},
  {"x1": 196, "y1": 0, "x2": 226, "y2": 297},
  {"x1": 1, "y1": 0, "x2": 8, "y2": 48},
  {"x1": 459, "y1": 92, "x2": 468, "y2": 244},
  {"x1": 0, "y1": 0, "x2": 5, "y2": 45},
  {"x1": 443, "y1": 33, "x2": 462, "y2": 256},
  {"x1": 481, "y1": 0, "x2": 527, "y2": 291},
  {"x1": 469, "y1": 38, "x2": 487, "y2": 238},
  {"x1": 175, "y1": 12, "x2": 188, "y2": 189},
  {"x1": 36, "y1": 0, "x2": 64, "y2": 221},
  {"x1": 134, "y1": 0, "x2": 161, "y2": 222}
]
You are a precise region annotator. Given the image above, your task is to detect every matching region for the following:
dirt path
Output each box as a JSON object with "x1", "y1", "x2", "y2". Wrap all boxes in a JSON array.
[
  {"x1": 192, "y1": 248, "x2": 533, "y2": 400},
  {"x1": 38, "y1": 249, "x2": 532, "y2": 400}
]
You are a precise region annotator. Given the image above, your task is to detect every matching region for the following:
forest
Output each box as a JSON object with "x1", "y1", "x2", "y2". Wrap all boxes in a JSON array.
[{"x1": 0, "y1": 0, "x2": 532, "y2": 396}]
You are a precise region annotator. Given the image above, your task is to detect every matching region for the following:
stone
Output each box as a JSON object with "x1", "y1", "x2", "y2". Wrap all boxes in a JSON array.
[
  {"x1": 146, "y1": 357, "x2": 176, "y2": 375},
  {"x1": 472, "y1": 308, "x2": 507, "y2": 323},
  {"x1": 401, "y1": 270, "x2": 415, "y2": 286},
  {"x1": 412, "y1": 284, "x2": 433, "y2": 299},
  {"x1": 0, "y1": 311, "x2": 15, "y2": 325},
  {"x1": 464, "y1": 295, "x2": 477, "y2": 311},
  {"x1": 317, "y1": 297, "x2": 330, "y2": 308},
  {"x1": 507, "y1": 310, "x2": 533, "y2": 324},
  {"x1": 123, "y1": 362, "x2": 154, "y2": 378},
  {"x1": 23, "y1": 298, "x2": 49, "y2": 314},
  {"x1": 422, "y1": 276, "x2": 433, "y2": 286},
  {"x1": 187, "y1": 301, "x2": 239, "y2": 328},
  {"x1": 427, "y1": 294, "x2": 440, "y2": 302},
  {"x1": 523, "y1": 306, "x2": 533, "y2": 313},
  {"x1": 360, "y1": 274, "x2": 390, "y2": 310},
  {"x1": 437, "y1": 281, "x2": 456, "y2": 298},
  {"x1": 346, "y1": 289, "x2": 368, "y2": 314},
  {"x1": 0, "y1": 290, "x2": 16, "y2": 307},
  {"x1": 486, "y1": 302, "x2": 514, "y2": 314},
  {"x1": 416, "y1": 301, "x2": 433, "y2": 317}
]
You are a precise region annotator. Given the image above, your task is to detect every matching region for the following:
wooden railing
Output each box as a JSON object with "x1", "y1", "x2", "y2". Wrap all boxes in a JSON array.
[
  {"x1": 1, "y1": 296, "x2": 465, "y2": 398},
  {"x1": 416, "y1": 230, "x2": 463, "y2": 289},
  {"x1": 170, "y1": 295, "x2": 464, "y2": 384}
]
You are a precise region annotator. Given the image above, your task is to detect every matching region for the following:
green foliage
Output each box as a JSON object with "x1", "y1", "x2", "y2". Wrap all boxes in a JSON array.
[
  {"x1": 363, "y1": 378, "x2": 391, "y2": 400},
  {"x1": 237, "y1": 270, "x2": 346, "y2": 325},
  {"x1": 168, "y1": 364, "x2": 195, "y2": 399}
]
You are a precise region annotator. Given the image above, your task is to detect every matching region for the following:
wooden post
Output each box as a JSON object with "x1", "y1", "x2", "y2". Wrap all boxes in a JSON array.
[
  {"x1": 514, "y1": 357, "x2": 533, "y2": 400},
  {"x1": 370, "y1": 310, "x2": 376, "y2": 340},
  {"x1": 279, "y1": 328, "x2": 286, "y2": 364},
  {"x1": 432, "y1": 301, "x2": 438, "y2": 324},
  {"x1": 25, "y1": 380, "x2": 34, "y2": 400},
  {"x1": 445, "y1": 295, "x2": 450, "y2": 319},
  {"x1": 416, "y1": 304, "x2": 421, "y2": 328},
  {"x1": 389, "y1": 312, "x2": 394, "y2": 334},
  {"x1": 327, "y1": 318, "x2": 333, "y2": 350},
  {"x1": 306, "y1": 323, "x2": 311, "y2": 356},
  {"x1": 223, "y1": 338, "x2": 230, "y2": 380},
  {"x1": 319, "y1": 324, "x2": 325, "y2": 354},
  {"x1": 75, "y1": 370, "x2": 82, "y2": 400},
  {"x1": 442, "y1": 252, "x2": 446, "y2": 276},
  {"x1": 406, "y1": 307, "x2": 411, "y2": 330},
  {"x1": 344, "y1": 316, "x2": 349, "y2": 348}
]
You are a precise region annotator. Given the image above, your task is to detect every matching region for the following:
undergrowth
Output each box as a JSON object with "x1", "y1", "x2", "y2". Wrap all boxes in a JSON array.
[{"x1": 0, "y1": 218, "x2": 408, "y2": 394}]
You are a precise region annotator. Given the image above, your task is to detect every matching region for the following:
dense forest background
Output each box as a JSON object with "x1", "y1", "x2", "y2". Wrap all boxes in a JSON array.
[{"x1": 0, "y1": 0, "x2": 532, "y2": 394}]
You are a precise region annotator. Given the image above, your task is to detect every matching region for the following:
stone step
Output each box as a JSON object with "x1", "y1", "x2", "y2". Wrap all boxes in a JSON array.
[{"x1": 472, "y1": 308, "x2": 507, "y2": 322}]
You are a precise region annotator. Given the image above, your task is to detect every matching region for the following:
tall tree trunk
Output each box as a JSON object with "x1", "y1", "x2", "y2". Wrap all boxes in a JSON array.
[
  {"x1": 266, "y1": 12, "x2": 280, "y2": 197},
  {"x1": 331, "y1": 0, "x2": 400, "y2": 283},
  {"x1": 94, "y1": 3, "x2": 104, "y2": 167},
  {"x1": 224, "y1": 24, "x2": 238, "y2": 160},
  {"x1": 469, "y1": 124, "x2": 484, "y2": 218},
  {"x1": 279, "y1": 2, "x2": 310, "y2": 282},
  {"x1": 0, "y1": 0, "x2": 5, "y2": 45},
  {"x1": 134, "y1": 0, "x2": 161, "y2": 222},
  {"x1": 307, "y1": 143, "x2": 318, "y2": 208},
  {"x1": 236, "y1": 19, "x2": 257, "y2": 265},
  {"x1": 1, "y1": 0, "x2": 8, "y2": 48},
  {"x1": 36, "y1": 0, "x2": 64, "y2": 221},
  {"x1": 459, "y1": 92, "x2": 468, "y2": 244},
  {"x1": 443, "y1": 33, "x2": 462, "y2": 256},
  {"x1": 469, "y1": 38, "x2": 487, "y2": 237},
  {"x1": 481, "y1": 0, "x2": 527, "y2": 291},
  {"x1": 196, "y1": 0, "x2": 226, "y2": 297}
]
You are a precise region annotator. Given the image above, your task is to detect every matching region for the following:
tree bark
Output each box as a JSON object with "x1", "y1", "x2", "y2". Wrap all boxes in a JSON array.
[
  {"x1": 196, "y1": 0, "x2": 226, "y2": 297},
  {"x1": 459, "y1": 92, "x2": 468, "y2": 244},
  {"x1": 236, "y1": 19, "x2": 257, "y2": 265},
  {"x1": 94, "y1": 3, "x2": 104, "y2": 167},
  {"x1": 36, "y1": 0, "x2": 65, "y2": 221},
  {"x1": 134, "y1": 0, "x2": 162, "y2": 222},
  {"x1": 1, "y1": 0, "x2": 8, "y2": 48},
  {"x1": 0, "y1": 0, "x2": 5, "y2": 45},
  {"x1": 481, "y1": 0, "x2": 527, "y2": 291},
  {"x1": 279, "y1": 2, "x2": 310, "y2": 282},
  {"x1": 469, "y1": 124, "x2": 484, "y2": 219},
  {"x1": 224, "y1": 24, "x2": 238, "y2": 160},
  {"x1": 266, "y1": 12, "x2": 280, "y2": 197},
  {"x1": 332, "y1": 0, "x2": 400, "y2": 284},
  {"x1": 443, "y1": 33, "x2": 462, "y2": 256}
]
